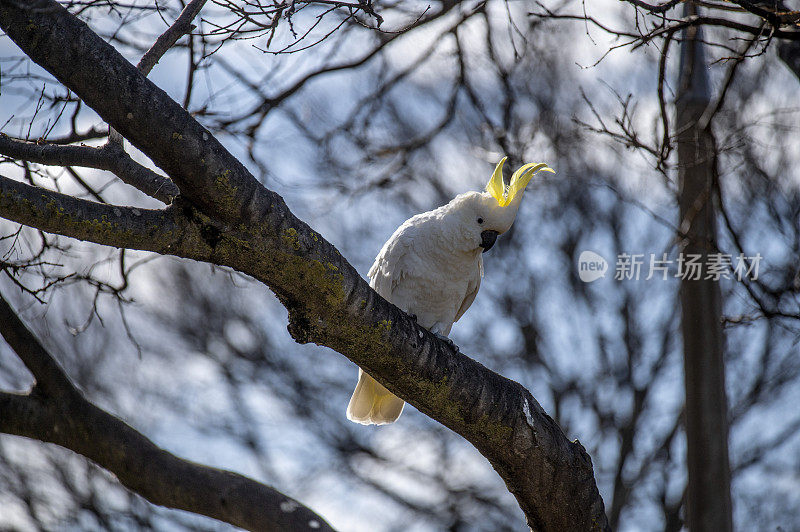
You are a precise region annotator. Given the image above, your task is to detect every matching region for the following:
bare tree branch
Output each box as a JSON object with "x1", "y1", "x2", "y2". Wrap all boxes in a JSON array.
[
  {"x1": 0, "y1": 135, "x2": 179, "y2": 204},
  {"x1": 46, "y1": 125, "x2": 109, "y2": 145},
  {"x1": 622, "y1": 0, "x2": 683, "y2": 14},
  {"x1": 0, "y1": 293, "x2": 74, "y2": 398},
  {"x1": 137, "y1": 0, "x2": 207, "y2": 76},
  {"x1": 0, "y1": 292, "x2": 334, "y2": 532},
  {"x1": 214, "y1": 1, "x2": 461, "y2": 131},
  {"x1": 697, "y1": 28, "x2": 763, "y2": 130}
]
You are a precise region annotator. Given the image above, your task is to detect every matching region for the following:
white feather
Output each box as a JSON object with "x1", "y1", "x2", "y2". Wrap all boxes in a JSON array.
[{"x1": 347, "y1": 196, "x2": 487, "y2": 425}]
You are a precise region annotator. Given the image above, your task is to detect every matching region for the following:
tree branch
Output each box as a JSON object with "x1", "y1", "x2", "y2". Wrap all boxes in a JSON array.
[
  {"x1": 728, "y1": 0, "x2": 799, "y2": 28},
  {"x1": 0, "y1": 292, "x2": 74, "y2": 398},
  {"x1": 0, "y1": 134, "x2": 179, "y2": 204},
  {"x1": 0, "y1": 172, "x2": 204, "y2": 256},
  {"x1": 778, "y1": 40, "x2": 800, "y2": 81},
  {"x1": 0, "y1": 2, "x2": 610, "y2": 529},
  {"x1": 622, "y1": 0, "x2": 683, "y2": 14},
  {"x1": 0, "y1": 293, "x2": 334, "y2": 532},
  {"x1": 137, "y1": 0, "x2": 207, "y2": 76},
  {"x1": 538, "y1": 10, "x2": 800, "y2": 46},
  {"x1": 47, "y1": 125, "x2": 109, "y2": 145}
]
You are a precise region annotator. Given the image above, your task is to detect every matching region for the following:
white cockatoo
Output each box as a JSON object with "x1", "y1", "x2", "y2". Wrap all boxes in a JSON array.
[{"x1": 346, "y1": 157, "x2": 555, "y2": 425}]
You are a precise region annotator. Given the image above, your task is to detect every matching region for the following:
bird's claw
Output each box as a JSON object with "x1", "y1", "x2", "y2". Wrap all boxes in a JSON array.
[{"x1": 433, "y1": 332, "x2": 460, "y2": 353}]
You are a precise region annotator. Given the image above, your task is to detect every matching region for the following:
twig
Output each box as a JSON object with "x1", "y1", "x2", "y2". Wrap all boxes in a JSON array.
[
  {"x1": 697, "y1": 28, "x2": 764, "y2": 130},
  {"x1": 137, "y1": 0, "x2": 208, "y2": 76},
  {"x1": 622, "y1": 0, "x2": 684, "y2": 14}
]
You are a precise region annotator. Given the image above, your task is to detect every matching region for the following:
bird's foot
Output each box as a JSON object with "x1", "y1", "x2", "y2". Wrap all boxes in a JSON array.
[{"x1": 433, "y1": 332, "x2": 460, "y2": 353}]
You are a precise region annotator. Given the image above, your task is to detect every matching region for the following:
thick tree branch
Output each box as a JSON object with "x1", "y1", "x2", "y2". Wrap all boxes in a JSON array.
[
  {"x1": 0, "y1": 293, "x2": 334, "y2": 532},
  {"x1": 0, "y1": 2, "x2": 610, "y2": 529},
  {"x1": 623, "y1": 0, "x2": 800, "y2": 28},
  {"x1": 0, "y1": 134, "x2": 179, "y2": 204},
  {"x1": 729, "y1": 0, "x2": 800, "y2": 27},
  {"x1": 633, "y1": 15, "x2": 800, "y2": 46},
  {"x1": 0, "y1": 173, "x2": 204, "y2": 255}
]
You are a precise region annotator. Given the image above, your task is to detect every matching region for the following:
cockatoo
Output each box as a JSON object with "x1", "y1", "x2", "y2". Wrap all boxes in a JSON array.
[{"x1": 346, "y1": 157, "x2": 555, "y2": 425}]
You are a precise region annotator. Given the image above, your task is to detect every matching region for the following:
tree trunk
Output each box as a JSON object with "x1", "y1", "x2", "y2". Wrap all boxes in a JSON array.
[{"x1": 675, "y1": 4, "x2": 734, "y2": 531}]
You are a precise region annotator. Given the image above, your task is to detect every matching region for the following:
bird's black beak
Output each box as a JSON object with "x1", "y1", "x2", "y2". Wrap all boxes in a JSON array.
[{"x1": 480, "y1": 230, "x2": 499, "y2": 253}]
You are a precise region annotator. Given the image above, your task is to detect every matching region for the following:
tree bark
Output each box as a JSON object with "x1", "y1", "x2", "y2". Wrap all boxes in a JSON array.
[
  {"x1": 675, "y1": 4, "x2": 734, "y2": 531},
  {"x1": 0, "y1": 1, "x2": 610, "y2": 529}
]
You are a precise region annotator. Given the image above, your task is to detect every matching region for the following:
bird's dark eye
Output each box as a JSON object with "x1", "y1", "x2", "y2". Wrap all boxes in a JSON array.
[{"x1": 477, "y1": 217, "x2": 484, "y2": 224}]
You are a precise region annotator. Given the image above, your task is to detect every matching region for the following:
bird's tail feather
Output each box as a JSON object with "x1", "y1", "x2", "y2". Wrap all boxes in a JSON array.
[{"x1": 347, "y1": 370, "x2": 404, "y2": 425}]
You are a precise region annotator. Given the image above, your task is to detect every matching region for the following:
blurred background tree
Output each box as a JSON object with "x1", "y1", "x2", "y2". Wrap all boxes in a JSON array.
[{"x1": 1, "y1": 0, "x2": 799, "y2": 530}]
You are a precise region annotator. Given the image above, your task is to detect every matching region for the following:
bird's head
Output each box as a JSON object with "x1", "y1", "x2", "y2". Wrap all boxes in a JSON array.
[{"x1": 448, "y1": 157, "x2": 554, "y2": 253}]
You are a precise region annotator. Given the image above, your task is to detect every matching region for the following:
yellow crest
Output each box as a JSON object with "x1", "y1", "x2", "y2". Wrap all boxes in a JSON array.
[{"x1": 486, "y1": 157, "x2": 555, "y2": 207}]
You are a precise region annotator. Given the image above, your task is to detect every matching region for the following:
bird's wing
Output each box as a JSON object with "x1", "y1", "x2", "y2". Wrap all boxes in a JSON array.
[
  {"x1": 454, "y1": 254, "x2": 483, "y2": 323},
  {"x1": 367, "y1": 223, "x2": 417, "y2": 302}
]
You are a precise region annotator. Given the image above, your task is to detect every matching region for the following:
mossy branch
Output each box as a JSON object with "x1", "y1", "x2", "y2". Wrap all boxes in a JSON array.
[{"x1": 0, "y1": 173, "x2": 202, "y2": 255}]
